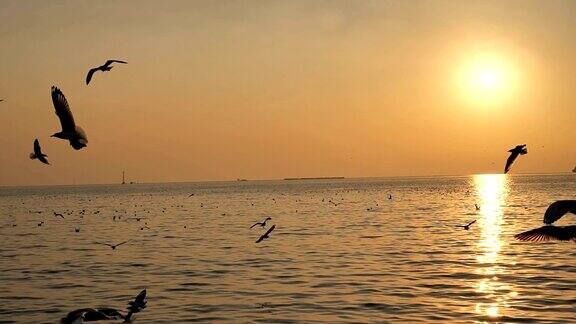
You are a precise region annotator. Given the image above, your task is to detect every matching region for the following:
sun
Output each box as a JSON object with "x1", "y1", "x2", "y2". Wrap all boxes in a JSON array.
[{"x1": 455, "y1": 53, "x2": 517, "y2": 106}]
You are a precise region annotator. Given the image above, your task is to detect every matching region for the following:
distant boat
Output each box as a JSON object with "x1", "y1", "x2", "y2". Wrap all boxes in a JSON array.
[
  {"x1": 237, "y1": 178, "x2": 248, "y2": 182},
  {"x1": 573, "y1": 166, "x2": 576, "y2": 173}
]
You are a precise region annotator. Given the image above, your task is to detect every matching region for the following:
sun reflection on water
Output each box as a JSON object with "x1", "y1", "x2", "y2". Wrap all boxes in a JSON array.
[{"x1": 473, "y1": 174, "x2": 515, "y2": 319}]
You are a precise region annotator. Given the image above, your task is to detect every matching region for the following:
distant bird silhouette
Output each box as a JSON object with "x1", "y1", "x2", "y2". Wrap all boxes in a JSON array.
[
  {"x1": 389, "y1": 194, "x2": 393, "y2": 200},
  {"x1": 475, "y1": 204, "x2": 481, "y2": 211},
  {"x1": 455, "y1": 220, "x2": 476, "y2": 230},
  {"x1": 95, "y1": 240, "x2": 130, "y2": 250},
  {"x1": 504, "y1": 144, "x2": 527, "y2": 174},
  {"x1": 188, "y1": 193, "x2": 195, "y2": 197},
  {"x1": 30, "y1": 139, "x2": 49, "y2": 165},
  {"x1": 50, "y1": 86, "x2": 88, "y2": 150},
  {"x1": 53, "y1": 212, "x2": 65, "y2": 219},
  {"x1": 515, "y1": 200, "x2": 576, "y2": 242},
  {"x1": 86, "y1": 60, "x2": 127, "y2": 85},
  {"x1": 74, "y1": 226, "x2": 80, "y2": 233},
  {"x1": 250, "y1": 217, "x2": 271, "y2": 229},
  {"x1": 256, "y1": 225, "x2": 276, "y2": 243},
  {"x1": 37, "y1": 221, "x2": 44, "y2": 227}
]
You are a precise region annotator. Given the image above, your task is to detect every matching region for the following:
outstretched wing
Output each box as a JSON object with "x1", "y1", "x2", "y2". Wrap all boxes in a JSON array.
[
  {"x1": 504, "y1": 151, "x2": 519, "y2": 174},
  {"x1": 115, "y1": 240, "x2": 130, "y2": 247},
  {"x1": 466, "y1": 220, "x2": 477, "y2": 227},
  {"x1": 94, "y1": 242, "x2": 114, "y2": 248},
  {"x1": 51, "y1": 86, "x2": 76, "y2": 132},
  {"x1": 250, "y1": 222, "x2": 260, "y2": 229},
  {"x1": 514, "y1": 225, "x2": 576, "y2": 242},
  {"x1": 105, "y1": 59, "x2": 128, "y2": 66},
  {"x1": 86, "y1": 68, "x2": 99, "y2": 85},
  {"x1": 263, "y1": 225, "x2": 276, "y2": 237},
  {"x1": 34, "y1": 139, "x2": 41, "y2": 155}
]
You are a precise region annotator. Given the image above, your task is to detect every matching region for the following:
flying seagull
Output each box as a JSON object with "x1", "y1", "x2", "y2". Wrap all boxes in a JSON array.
[
  {"x1": 515, "y1": 200, "x2": 576, "y2": 242},
  {"x1": 125, "y1": 289, "x2": 147, "y2": 322},
  {"x1": 250, "y1": 217, "x2": 272, "y2": 229},
  {"x1": 53, "y1": 212, "x2": 65, "y2": 219},
  {"x1": 29, "y1": 139, "x2": 49, "y2": 165},
  {"x1": 86, "y1": 59, "x2": 127, "y2": 85},
  {"x1": 455, "y1": 220, "x2": 476, "y2": 230},
  {"x1": 50, "y1": 86, "x2": 88, "y2": 150},
  {"x1": 256, "y1": 225, "x2": 276, "y2": 243},
  {"x1": 94, "y1": 240, "x2": 130, "y2": 250},
  {"x1": 504, "y1": 144, "x2": 527, "y2": 174}
]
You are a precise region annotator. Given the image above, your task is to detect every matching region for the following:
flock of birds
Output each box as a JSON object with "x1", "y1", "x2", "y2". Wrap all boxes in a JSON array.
[
  {"x1": 1, "y1": 58, "x2": 574, "y2": 322},
  {"x1": 2, "y1": 59, "x2": 128, "y2": 165},
  {"x1": 453, "y1": 144, "x2": 576, "y2": 242}
]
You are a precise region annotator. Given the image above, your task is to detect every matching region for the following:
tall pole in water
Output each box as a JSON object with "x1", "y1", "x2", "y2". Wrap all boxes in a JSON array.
[{"x1": 122, "y1": 171, "x2": 126, "y2": 185}]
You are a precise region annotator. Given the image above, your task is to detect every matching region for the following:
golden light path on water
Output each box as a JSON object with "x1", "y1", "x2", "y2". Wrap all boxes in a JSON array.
[{"x1": 473, "y1": 174, "x2": 518, "y2": 320}]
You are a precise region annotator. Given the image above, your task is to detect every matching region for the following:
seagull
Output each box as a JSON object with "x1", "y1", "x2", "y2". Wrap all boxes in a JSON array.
[
  {"x1": 54, "y1": 212, "x2": 65, "y2": 219},
  {"x1": 504, "y1": 144, "x2": 527, "y2": 174},
  {"x1": 29, "y1": 139, "x2": 49, "y2": 165},
  {"x1": 50, "y1": 86, "x2": 88, "y2": 150},
  {"x1": 74, "y1": 226, "x2": 80, "y2": 233},
  {"x1": 455, "y1": 220, "x2": 476, "y2": 230},
  {"x1": 515, "y1": 200, "x2": 576, "y2": 242},
  {"x1": 475, "y1": 204, "x2": 481, "y2": 211},
  {"x1": 125, "y1": 289, "x2": 147, "y2": 322},
  {"x1": 86, "y1": 60, "x2": 127, "y2": 85},
  {"x1": 250, "y1": 217, "x2": 271, "y2": 229},
  {"x1": 256, "y1": 225, "x2": 276, "y2": 243},
  {"x1": 94, "y1": 240, "x2": 130, "y2": 250}
]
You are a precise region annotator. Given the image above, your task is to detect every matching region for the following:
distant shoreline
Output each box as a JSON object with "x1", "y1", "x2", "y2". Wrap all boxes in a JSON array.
[{"x1": 283, "y1": 177, "x2": 345, "y2": 181}]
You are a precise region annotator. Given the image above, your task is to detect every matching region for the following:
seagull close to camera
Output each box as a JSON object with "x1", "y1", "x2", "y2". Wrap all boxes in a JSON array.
[
  {"x1": 94, "y1": 240, "x2": 130, "y2": 250},
  {"x1": 30, "y1": 139, "x2": 50, "y2": 165},
  {"x1": 86, "y1": 59, "x2": 127, "y2": 85},
  {"x1": 515, "y1": 200, "x2": 576, "y2": 242},
  {"x1": 250, "y1": 217, "x2": 271, "y2": 229},
  {"x1": 455, "y1": 220, "x2": 476, "y2": 230},
  {"x1": 50, "y1": 86, "x2": 88, "y2": 150},
  {"x1": 256, "y1": 225, "x2": 276, "y2": 243},
  {"x1": 504, "y1": 144, "x2": 527, "y2": 174},
  {"x1": 60, "y1": 289, "x2": 146, "y2": 324}
]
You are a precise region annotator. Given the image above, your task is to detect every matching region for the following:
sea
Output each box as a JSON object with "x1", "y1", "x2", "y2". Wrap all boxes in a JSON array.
[{"x1": 0, "y1": 174, "x2": 574, "y2": 323}]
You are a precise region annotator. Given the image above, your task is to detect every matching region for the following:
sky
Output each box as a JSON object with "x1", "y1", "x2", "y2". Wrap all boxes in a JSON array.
[{"x1": 0, "y1": 0, "x2": 575, "y2": 186}]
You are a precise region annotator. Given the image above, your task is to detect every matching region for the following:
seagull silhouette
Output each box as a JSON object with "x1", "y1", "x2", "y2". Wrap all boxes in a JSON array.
[
  {"x1": 250, "y1": 217, "x2": 271, "y2": 229},
  {"x1": 504, "y1": 144, "x2": 527, "y2": 174},
  {"x1": 95, "y1": 240, "x2": 130, "y2": 250},
  {"x1": 30, "y1": 139, "x2": 49, "y2": 165},
  {"x1": 455, "y1": 220, "x2": 476, "y2": 230},
  {"x1": 86, "y1": 60, "x2": 127, "y2": 85},
  {"x1": 50, "y1": 86, "x2": 88, "y2": 150},
  {"x1": 475, "y1": 204, "x2": 481, "y2": 211},
  {"x1": 515, "y1": 200, "x2": 576, "y2": 242},
  {"x1": 53, "y1": 212, "x2": 65, "y2": 219},
  {"x1": 125, "y1": 289, "x2": 147, "y2": 322},
  {"x1": 256, "y1": 225, "x2": 276, "y2": 243}
]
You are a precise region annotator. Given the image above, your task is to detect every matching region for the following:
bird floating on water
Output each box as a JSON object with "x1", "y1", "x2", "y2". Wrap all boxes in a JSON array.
[
  {"x1": 50, "y1": 86, "x2": 88, "y2": 150},
  {"x1": 504, "y1": 144, "x2": 527, "y2": 174},
  {"x1": 86, "y1": 59, "x2": 128, "y2": 85},
  {"x1": 30, "y1": 139, "x2": 49, "y2": 165},
  {"x1": 256, "y1": 225, "x2": 276, "y2": 243},
  {"x1": 250, "y1": 217, "x2": 271, "y2": 229},
  {"x1": 95, "y1": 240, "x2": 130, "y2": 250},
  {"x1": 515, "y1": 200, "x2": 576, "y2": 242},
  {"x1": 455, "y1": 220, "x2": 476, "y2": 230},
  {"x1": 60, "y1": 289, "x2": 147, "y2": 324}
]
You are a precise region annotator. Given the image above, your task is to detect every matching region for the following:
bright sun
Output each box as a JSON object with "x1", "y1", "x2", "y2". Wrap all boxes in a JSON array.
[{"x1": 455, "y1": 53, "x2": 517, "y2": 106}]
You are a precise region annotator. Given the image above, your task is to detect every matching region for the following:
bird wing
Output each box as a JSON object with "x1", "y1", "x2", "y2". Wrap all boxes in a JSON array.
[
  {"x1": 504, "y1": 151, "x2": 519, "y2": 174},
  {"x1": 263, "y1": 225, "x2": 276, "y2": 237},
  {"x1": 514, "y1": 225, "x2": 576, "y2": 242},
  {"x1": 250, "y1": 222, "x2": 261, "y2": 229},
  {"x1": 86, "y1": 68, "x2": 99, "y2": 85},
  {"x1": 105, "y1": 59, "x2": 128, "y2": 66},
  {"x1": 466, "y1": 220, "x2": 477, "y2": 227},
  {"x1": 37, "y1": 155, "x2": 50, "y2": 165},
  {"x1": 51, "y1": 86, "x2": 76, "y2": 132},
  {"x1": 94, "y1": 242, "x2": 114, "y2": 247},
  {"x1": 115, "y1": 240, "x2": 130, "y2": 247},
  {"x1": 544, "y1": 200, "x2": 576, "y2": 224},
  {"x1": 34, "y1": 139, "x2": 42, "y2": 155}
]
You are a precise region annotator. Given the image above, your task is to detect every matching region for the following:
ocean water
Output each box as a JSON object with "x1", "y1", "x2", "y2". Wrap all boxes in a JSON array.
[{"x1": 0, "y1": 174, "x2": 574, "y2": 323}]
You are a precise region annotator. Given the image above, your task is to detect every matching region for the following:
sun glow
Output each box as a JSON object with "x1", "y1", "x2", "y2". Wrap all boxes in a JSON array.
[{"x1": 456, "y1": 53, "x2": 518, "y2": 106}]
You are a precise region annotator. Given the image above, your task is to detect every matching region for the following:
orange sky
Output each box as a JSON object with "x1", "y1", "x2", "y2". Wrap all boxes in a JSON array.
[{"x1": 0, "y1": 1, "x2": 575, "y2": 186}]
